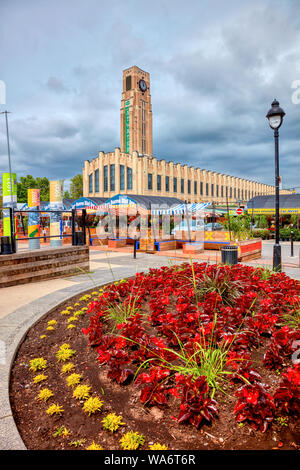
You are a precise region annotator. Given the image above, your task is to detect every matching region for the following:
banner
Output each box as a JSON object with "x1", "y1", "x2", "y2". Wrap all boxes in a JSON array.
[
  {"x1": 50, "y1": 180, "x2": 64, "y2": 247},
  {"x1": 28, "y1": 189, "x2": 40, "y2": 249},
  {"x1": 125, "y1": 100, "x2": 130, "y2": 153},
  {"x1": 2, "y1": 172, "x2": 17, "y2": 238}
]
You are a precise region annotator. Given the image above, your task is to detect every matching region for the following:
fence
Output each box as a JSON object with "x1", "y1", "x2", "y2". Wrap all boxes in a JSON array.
[{"x1": 0, "y1": 207, "x2": 87, "y2": 254}]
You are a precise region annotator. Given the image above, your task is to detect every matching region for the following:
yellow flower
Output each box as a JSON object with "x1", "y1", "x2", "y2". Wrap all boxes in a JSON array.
[
  {"x1": 120, "y1": 431, "x2": 145, "y2": 450},
  {"x1": 46, "y1": 326, "x2": 55, "y2": 331},
  {"x1": 61, "y1": 310, "x2": 70, "y2": 315},
  {"x1": 29, "y1": 358, "x2": 47, "y2": 372},
  {"x1": 40, "y1": 335, "x2": 47, "y2": 339},
  {"x1": 47, "y1": 319, "x2": 57, "y2": 326},
  {"x1": 46, "y1": 404, "x2": 64, "y2": 416},
  {"x1": 67, "y1": 324, "x2": 76, "y2": 329},
  {"x1": 67, "y1": 316, "x2": 78, "y2": 323},
  {"x1": 86, "y1": 441, "x2": 103, "y2": 450},
  {"x1": 66, "y1": 373, "x2": 82, "y2": 388},
  {"x1": 56, "y1": 346, "x2": 75, "y2": 362},
  {"x1": 82, "y1": 396, "x2": 103, "y2": 415},
  {"x1": 33, "y1": 374, "x2": 47, "y2": 384},
  {"x1": 149, "y1": 443, "x2": 168, "y2": 450},
  {"x1": 73, "y1": 385, "x2": 91, "y2": 400},
  {"x1": 61, "y1": 363, "x2": 75, "y2": 374},
  {"x1": 37, "y1": 388, "x2": 53, "y2": 402},
  {"x1": 102, "y1": 413, "x2": 125, "y2": 432}
]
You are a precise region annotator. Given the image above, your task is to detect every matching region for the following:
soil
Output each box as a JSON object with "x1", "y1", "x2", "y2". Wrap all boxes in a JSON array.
[{"x1": 10, "y1": 284, "x2": 300, "y2": 451}]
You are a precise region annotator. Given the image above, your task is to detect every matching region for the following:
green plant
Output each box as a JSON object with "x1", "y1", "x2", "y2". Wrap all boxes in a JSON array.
[
  {"x1": 119, "y1": 431, "x2": 145, "y2": 450},
  {"x1": 33, "y1": 374, "x2": 48, "y2": 384},
  {"x1": 69, "y1": 439, "x2": 86, "y2": 448},
  {"x1": 102, "y1": 413, "x2": 125, "y2": 432},
  {"x1": 29, "y1": 357, "x2": 47, "y2": 372},
  {"x1": 61, "y1": 363, "x2": 75, "y2": 374},
  {"x1": 86, "y1": 441, "x2": 103, "y2": 450},
  {"x1": 104, "y1": 291, "x2": 141, "y2": 330},
  {"x1": 192, "y1": 268, "x2": 244, "y2": 307},
  {"x1": 278, "y1": 308, "x2": 300, "y2": 329},
  {"x1": 56, "y1": 345, "x2": 76, "y2": 362},
  {"x1": 53, "y1": 426, "x2": 70, "y2": 438},
  {"x1": 275, "y1": 416, "x2": 289, "y2": 427}
]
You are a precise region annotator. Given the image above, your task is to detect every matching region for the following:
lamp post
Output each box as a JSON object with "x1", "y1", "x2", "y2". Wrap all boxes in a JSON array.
[{"x1": 266, "y1": 99, "x2": 285, "y2": 272}]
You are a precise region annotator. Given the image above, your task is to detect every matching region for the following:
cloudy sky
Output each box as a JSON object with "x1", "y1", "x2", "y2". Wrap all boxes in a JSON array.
[{"x1": 0, "y1": 0, "x2": 300, "y2": 190}]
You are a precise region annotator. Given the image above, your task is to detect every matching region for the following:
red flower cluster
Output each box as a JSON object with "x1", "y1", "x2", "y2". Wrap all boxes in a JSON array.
[{"x1": 82, "y1": 262, "x2": 300, "y2": 431}]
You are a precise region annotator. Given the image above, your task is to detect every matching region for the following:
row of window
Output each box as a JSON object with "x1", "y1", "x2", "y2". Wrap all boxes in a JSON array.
[
  {"x1": 89, "y1": 165, "x2": 133, "y2": 193},
  {"x1": 147, "y1": 174, "x2": 253, "y2": 200},
  {"x1": 89, "y1": 169, "x2": 260, "y2": 200}
]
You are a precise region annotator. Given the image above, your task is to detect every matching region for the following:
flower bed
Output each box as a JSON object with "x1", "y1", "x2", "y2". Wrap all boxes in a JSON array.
[{"x1": 10, "y1": 263, "x2": 300, "y2": 450}]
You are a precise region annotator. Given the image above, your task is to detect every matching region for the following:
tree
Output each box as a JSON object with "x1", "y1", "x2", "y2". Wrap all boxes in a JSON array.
[
  {"x1": 17, "y1": 175, "x2": 50, "y2": 203},
  {"x1": 70, "y1": 174, "x2": 83, "y2": 199},
  {"x1": 63, "y1": 190, "x2": 71, "y2": 199}
]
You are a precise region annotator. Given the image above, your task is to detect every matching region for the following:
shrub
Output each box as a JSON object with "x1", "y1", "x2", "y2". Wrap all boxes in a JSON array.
[
  {"x1": 234, "y1": 382, "x2": 275, "y2": 432},
  {"x1": 29, "y1": 358, "x2": 47, "y2": 372},
  {"x1": 82, "y1": 396, "x2": 103, "y2": 415},
  {"x1": 120, "y1": 431, "x2": 145, "y2": 450},
  {"x1": 274, "y1": 365, "x2": 300, "y2": 415},
  {"x1": 102, "y1": 413, "x2": 125, "y2": 432}
]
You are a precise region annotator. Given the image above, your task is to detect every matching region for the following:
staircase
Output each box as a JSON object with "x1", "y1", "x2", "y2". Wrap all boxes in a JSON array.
[{"x1": 0, "y1": 246, "x2": 89, "y2": 287}]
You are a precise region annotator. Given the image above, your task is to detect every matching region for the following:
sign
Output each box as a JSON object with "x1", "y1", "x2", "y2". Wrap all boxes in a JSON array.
[
  {"x1": 28, "y1": 189, "x2": 40, "y2": 249},
  {"x1": 236, "y1": 208, "x2": 243, "y2": 215},
  {"x1": 125, "y1": 100, "x2": 130, "y2": 153},
  {"x1": 50, "y1": 180, "x2": 64, "y2": 247},
  {"x1": 2, "y1": 172, "x2": 17, "y2": 238}
]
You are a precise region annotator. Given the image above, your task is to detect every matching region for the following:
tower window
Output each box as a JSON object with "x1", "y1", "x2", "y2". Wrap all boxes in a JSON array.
[
  {"x1": 188, "y1": 180, "x2": 191, "y2": 194},
  {"x1": 110, "y1": 164, "x2": 115, "y2": 191},
  {"x1": 200, "y1": 182, "x2": 203, "y2": 195},
  {"x1": 89, "y1": 173, "x2": 93, "y2": 193},
  {"x1": 120, "y1": 165, "x2": 125, "y2": 190},
  {"x1": 126, "y1": 75, "x2": 131, "y2": 91},
  {"x1": 127, "y1": 167, "x2": 133, "y2": 190},
  {"x1": 157, "y1": 175, "x2": 161, "y2": 191},
  {"x1": 148, "y1": 173, "x2": 153, "y2": 190},
  {"x1": 104, "y1": 166, "x2": 108, "y2": 192},
  {"x1": 165, "y1": 176, "x2": 169, "y2": 192},
  {"x1": 95, "y1": 169, "x2": 99, "y2": 193},
  {"x1": 181, "y1": 179, "x2": 184, "y2": 194},
  {"x1": 194, "y1": 181, "x2": 197, "y2": 195},
  {"x1": 173, "y1": 177, "x2": 177, "y2": 193}
]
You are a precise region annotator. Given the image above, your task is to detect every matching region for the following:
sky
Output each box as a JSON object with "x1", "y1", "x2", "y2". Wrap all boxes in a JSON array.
[{"x1": 0, "y1": 0, "x2": 300, "y2": 191}]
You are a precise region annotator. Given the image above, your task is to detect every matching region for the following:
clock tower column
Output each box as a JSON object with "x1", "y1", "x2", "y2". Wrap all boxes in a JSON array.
[{"x1": 120, "y1": 66, "x2": 153, "y2": 157}]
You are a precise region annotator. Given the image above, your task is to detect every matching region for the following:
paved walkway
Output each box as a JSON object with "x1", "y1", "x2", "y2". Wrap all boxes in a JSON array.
[{"x1": 0, "y1": 246, "x2": 299, "y2": 449}]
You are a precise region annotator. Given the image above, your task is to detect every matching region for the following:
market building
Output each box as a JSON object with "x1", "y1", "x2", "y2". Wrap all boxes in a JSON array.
[{"x1": 83, "y1": 66, "x2": 290, "y2": 204}]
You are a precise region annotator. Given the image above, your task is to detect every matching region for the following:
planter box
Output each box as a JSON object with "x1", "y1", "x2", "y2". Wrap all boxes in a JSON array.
[
  {"x1": 108, "y1": 238, "x2": 127, "y2": 249},
  {"x1": 237, "y1": 238, "x2": 262, "y2": 261},
  {"x1": 156, "y1": 240, "x2": 177, "y2": 251},
  {"x1": 183, "y1": 242, "x2": 204, "y2": 254}
]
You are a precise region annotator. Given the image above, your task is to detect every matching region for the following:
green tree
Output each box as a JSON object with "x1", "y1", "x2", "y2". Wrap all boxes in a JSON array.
[
  {"x1": 64, "y1": 190, "x2": 71, "y2": 199},
  {"x1": 70, "y1": 174, "x2": 83, "y2": 199},
  {"x1": 17, "y1": 175, "x2": 50, "y2": 203}
]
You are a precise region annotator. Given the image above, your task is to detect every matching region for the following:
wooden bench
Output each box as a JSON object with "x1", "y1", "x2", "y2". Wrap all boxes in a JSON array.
[
  {"x1": 108, "y1": 238, "x2": 127, "y2": 248},
  {"x1": 183, "y1": 242, "x2": 204, "y2": 254}
]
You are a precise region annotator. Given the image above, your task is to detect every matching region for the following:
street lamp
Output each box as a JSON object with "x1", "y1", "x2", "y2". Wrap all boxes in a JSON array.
[{"x1": 266, "y1": 99, "x2": 285, "y2": 272}]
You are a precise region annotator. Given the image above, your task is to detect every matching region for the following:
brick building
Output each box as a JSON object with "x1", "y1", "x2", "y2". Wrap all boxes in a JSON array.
[{"x1": 83, "y1": 66, "x2": 289, "y2": 204}]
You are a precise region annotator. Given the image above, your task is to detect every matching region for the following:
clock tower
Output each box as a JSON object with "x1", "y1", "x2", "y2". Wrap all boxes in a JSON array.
[{"x1": 120, "y1": 66, "x2": 153, "y2": 157}]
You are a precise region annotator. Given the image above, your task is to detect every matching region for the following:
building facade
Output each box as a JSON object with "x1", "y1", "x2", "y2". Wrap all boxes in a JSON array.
[{"x1": 83, "y1": 66, "x2": 290, "y2": 204}]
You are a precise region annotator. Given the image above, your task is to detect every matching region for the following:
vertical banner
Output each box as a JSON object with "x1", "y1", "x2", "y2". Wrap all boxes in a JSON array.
[
  {"x1": 28, "y1": 189, "x2": 40, "y2": 250},
  {"x1": 50, "y1": 180, "x2": 64, "y2": 247},
  {"x1": 2, "y1": 172, "x2": 17, "y2": 238},
  {"x1": 125, "y1": 99, "x2": 130, "y2": 153}
]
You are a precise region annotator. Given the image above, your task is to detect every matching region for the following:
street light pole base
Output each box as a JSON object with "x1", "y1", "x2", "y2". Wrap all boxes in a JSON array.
[{"x1": 273, "y1": 244, "x2": 282, "y2": 272}]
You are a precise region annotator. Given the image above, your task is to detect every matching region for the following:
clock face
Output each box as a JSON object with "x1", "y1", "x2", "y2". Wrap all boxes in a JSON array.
[{"x1": 139, "y1": 79, "x2": 147, "y2": 92}]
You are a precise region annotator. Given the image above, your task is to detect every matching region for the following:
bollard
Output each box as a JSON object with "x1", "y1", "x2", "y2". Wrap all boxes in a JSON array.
[
  {"x1": 133, "y1": 236, "x2": 137, "y2": 259},
  {"x1": 290, "y1": 230, "x2": 294, "y2": 257}
]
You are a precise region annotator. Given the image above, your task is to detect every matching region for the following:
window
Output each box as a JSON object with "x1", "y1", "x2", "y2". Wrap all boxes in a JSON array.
[
  {"x1": 188, "y1": 180, "x2": 191, "y2": 194},
  {"x1": 148, "y1": 173, "x2": 153, "y2": 190},
  {"x1": 104, "y1": 166, "x2": 108, "y2": 192},
  {"x1": 200, "y1": 182, "x2": 203, "y2": 195},
  {"x1": 194, "y1": 181, "x2": 197, "y2": 195},
  {"x1": 241, "y1": 189, "x2": 244, "y2": 200},
  {"x1": 234, "y1": 188, "x2": 236, "y2": 199},
  {"x1": 173, "y1": 177, "x2": 177, "y2": 193},
  {"x1": 216, "y1": 185, "x2": 219, "y2": 197},
  {"x1": 221, "y1": 185, "x2": 224, "y2": 197},
  {"x1": 157, "y1": 175, "x2": 161, "y2": 191},
  {"x1": 181, "y1": 178, "x2": 184, "y2": 193},
  {"x1": 206, "y1": 183, "x2": 209, "y2": 196},
  {"x1": 127, "y1": 167, "x2": 133, "y2": 190},
  {"x1": 230, "y1": 187, "x2": 232, "y2": 198},
  {"x1": 89, "y1": 173, "x2": 93, "y2": 193},
  {"x1": 165, "y1": 176, "x2": 169, "y2": 192},
  {"x1": 211, "y1": 184, "x2": 214, "y2": 197},
  {"x1": 110, "y1": 164, "x2": 115, "y2": 191},
  {"x1": 126, "y1": 75, "x2": 132, "y2": 91},
  {"x1": 141, "y1": 100, "x2": 146, "y2": 154},
  {"x1": 95, "y1": 169, "x2": 99, "y2": 193},
  {"x1": 120, "y1": 165, "x2": 125, "y2": 191}
]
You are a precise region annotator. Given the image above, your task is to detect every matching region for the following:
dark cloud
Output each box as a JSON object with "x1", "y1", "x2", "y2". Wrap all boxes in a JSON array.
[{"x1": 0, "y1": 0, "x2": 299, "y2": 191}]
